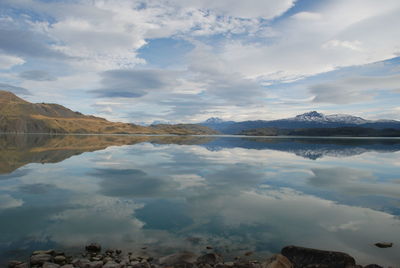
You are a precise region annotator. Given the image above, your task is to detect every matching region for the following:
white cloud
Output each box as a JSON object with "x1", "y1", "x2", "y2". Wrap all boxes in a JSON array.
[
  {"x1": 216, "y1": 0, "x2": 400, "y2": 81},
  {"x1": 291, "y1": 12, "x2": 322, "y2": 21},
  {"x1": 310, "y1": 74, "x2": 400, "y2": 104},
  {"x1": 0, "y1": 53, "x2": 25, "y2": 69}
]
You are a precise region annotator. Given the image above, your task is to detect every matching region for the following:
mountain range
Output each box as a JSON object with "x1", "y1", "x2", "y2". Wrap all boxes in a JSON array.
[
  {"x1": 0, "y1": 90, "x2": 217, "y2": 135},
  {"x1": 200, "y1": 111, "x2": 400, "y2": 134}
]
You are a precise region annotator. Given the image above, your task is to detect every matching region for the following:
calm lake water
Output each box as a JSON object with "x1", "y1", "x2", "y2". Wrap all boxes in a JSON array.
[{"x1": 1, "y1": 134, "x2": 400, "y2": 266}]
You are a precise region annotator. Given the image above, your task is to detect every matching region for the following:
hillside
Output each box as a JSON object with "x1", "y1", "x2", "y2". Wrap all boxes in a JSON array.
[
  {"x1": 240, "y1": 127, "x2": 400, "y2": 137},
  {"x1": 0, "y1": 91, "x2": 218, "y2": 135}
]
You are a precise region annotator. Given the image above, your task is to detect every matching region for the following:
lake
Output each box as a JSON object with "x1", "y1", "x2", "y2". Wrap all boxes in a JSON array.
[{"x1": 0, "y1": 134, "x2": 400, "y2": 266}]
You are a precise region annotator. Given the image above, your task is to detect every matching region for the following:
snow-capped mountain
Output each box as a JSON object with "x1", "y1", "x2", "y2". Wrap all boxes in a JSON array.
[
  {"x1": 290, "y1": 111, "x2": 368, "y2": 124},
  {"x1": 199, "y1": 111, "x2": 400, "y2": 134},
  {"x1": 204, "y1": 117, "x2": 226, "y2": 124}
]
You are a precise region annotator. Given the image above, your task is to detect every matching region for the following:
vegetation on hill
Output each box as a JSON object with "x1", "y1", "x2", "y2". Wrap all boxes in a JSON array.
[
  {"x1": 0, "y1": 91, "x2": 218, "y2": 135},
  {"x1": 240, "y1": 127, "x2": 400, "y2": 137}
]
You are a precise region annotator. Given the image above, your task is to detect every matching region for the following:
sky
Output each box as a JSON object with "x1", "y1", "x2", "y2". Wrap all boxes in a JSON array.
[{"x1": 0, "y1": 0, "x2": 399, "y2": 124}]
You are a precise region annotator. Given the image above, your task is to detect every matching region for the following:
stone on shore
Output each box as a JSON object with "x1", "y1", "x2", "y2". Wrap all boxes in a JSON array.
[
  {"x1": 43, "y1": 262, "x2": 61, "y2": 268},
  {"x1": 364, "y1": 265, "x2": 383, "y2": 268},
  {"x1": 15, "y1": 263, "x2": 29, "y2": 268},
  {"x1": 30, "y1": 253, "x2": 53, "y2": 266},
  {"x1": 8, "y1": 260, "x2": 23, "y2": 268},
  {"x1": 86, "y1": 243, "x2": 102, "y2": 253},
  {"x1": 60, "y1": 265, "x2": 74, "y2": 268},
  {"x1": 103, "y1": 261, "x2": 122, "y2": 268},
  {"x1": 281, "y1": 246, "x2": 356, "y2": 268},
  {"x1": 374, "y1": 242, "x2": 393, "y2": 248},
  {"x1": 33, "y1": 250, "x2": 55, "y2": 256},
  {"x1": 159, "y1": 251, "x2": 198, "y2": 266},
  {"x1": 197, "y1": 253, "x2": 223, "y2": 265},
  {"x1": 261, "y1": 254, "x2": 293, "y2": 268}
]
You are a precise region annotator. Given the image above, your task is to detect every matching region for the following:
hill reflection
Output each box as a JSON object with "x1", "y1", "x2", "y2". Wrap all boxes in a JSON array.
[{"x1": 1, "y1": 134, "x2": 399, "y2": 175}]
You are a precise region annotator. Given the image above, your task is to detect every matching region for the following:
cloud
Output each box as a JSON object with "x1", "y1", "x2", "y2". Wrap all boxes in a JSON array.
[
  {"x1": 310, "y1": 74, "x2": 400, "y2": 104},
  {"x1": 0, "y1": 28, "x2": 67, "y2": 59},
  {"x1": 19, "y1": 70, "x2": 57, "y2": 81},
  {"x1": 91, "y1": 69, "x2": 181, "y2": 98},
  {"x1": 0, "y1": 83, "x2": 31, "y2": 95},
  {"x1": 0, "y1": 53, "x2": 25, "y2": 69},
  {"x1": 169, "y1": 0, "x2": 295, "y2": 19},
  {"x1": 215, "y1": 0, "x2": 400, "y2": 81}
]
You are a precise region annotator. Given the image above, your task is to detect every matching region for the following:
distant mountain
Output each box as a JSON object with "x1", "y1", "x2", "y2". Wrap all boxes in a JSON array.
[
  {"x1": 0, "y1": 90, "x2": 218, "y2": 135},
  {"x1": 200, "y1": 111, "x2": 400, "y2": 134}
]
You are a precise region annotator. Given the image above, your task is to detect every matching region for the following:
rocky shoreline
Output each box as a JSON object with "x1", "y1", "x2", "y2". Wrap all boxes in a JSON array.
[{"x1": 7, "y1": 244, "x2": 390, "y2": 268}]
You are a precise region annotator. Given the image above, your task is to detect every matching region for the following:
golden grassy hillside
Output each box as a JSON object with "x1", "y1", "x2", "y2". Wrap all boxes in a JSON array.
[{"x1": 0, "y1": 90, "x2": 218, "y2": 135}]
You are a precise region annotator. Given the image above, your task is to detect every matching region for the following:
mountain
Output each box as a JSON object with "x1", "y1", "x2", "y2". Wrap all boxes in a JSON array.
[
  {"x1": 200, "y1": 111, "x2": 400, "y2": 134},
  {"x1": 0, "y1": 90, "x2": 218, "y2": 135}
]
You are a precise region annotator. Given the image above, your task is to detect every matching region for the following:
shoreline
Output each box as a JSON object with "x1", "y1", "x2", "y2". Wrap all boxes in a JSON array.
[{"x1": 7, "y1": 244, "x2": 389, "y2": 268}]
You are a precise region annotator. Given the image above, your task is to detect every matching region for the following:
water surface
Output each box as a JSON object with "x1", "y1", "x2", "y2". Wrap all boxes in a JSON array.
[{"x1": 0, "y1": 134, "x2": 400, "y2": 266}]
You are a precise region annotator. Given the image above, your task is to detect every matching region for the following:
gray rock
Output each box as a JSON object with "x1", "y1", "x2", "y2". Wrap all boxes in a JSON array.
[
  {"x1": 60, "y1": 265, "x2": 74, "y2": 268},
  {"x1": 261, "y1": 254, "x2": 293, "y2": 268},
  {"x1": 43, "y1": 262, "x2": 61, "y2": 268},
  {"x1": 197, "y1": 253, "x2": 223, "y2": 265},
  {"x1": 281, "y1": 246, "x2": 355, "y2": 268},
  {"x1": 159, "y1": 252, "x2": 198, "y2": 266},
  {"x1": 364, "y1": 265, "x2": 383, "y2": 268},
  {"x1": 103, "y1": 256, "x2": 114, "y2": 263},
  {"x1": 72, "y1": 258, "x2": 91, "y2": 268},
  {"x1": 15, "y1": 263, "x2": 29, "y2": 268},
  {"x1": 374, "y1": 242, "x2": 393, "y2": 248},
  {"x1": 8, "y1": 260, "x2": 23, "y2": 268},
  {"x1": 87, "y1": 261, "x2": 103, "y2": 268},
  {"x1": 32, "y1": 249, "x2": 55, "y2": 255},
  {"x1": 85, "y1": 243, "x2": 102, "y2": 253},
  {"x1": 54, "y1": 255, "x2": 67, "y2": 265},
  {"x1": 131, "y1": 261, "x2": 151, "y2": 268},
  {"x1": 103, "y1": 261, "x2": 122, "y2": 268},
  {"x1": 30, "y1": 254, "x2": 53, "y2": 265}
]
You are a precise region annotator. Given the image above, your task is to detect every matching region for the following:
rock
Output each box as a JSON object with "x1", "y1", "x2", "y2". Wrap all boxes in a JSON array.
[
  {"x1": 197, "y1": 253, "x2": 223, "y2": 265},
  {"x1": 103, "y1": 256, "x2": 114, "y2": 263},
  {"x1": 159, "y1": 252, "x2": 198, "y2": 266},
  {"x1": 54, "y1": 255, "x2": 67, "y2": 265},
  {"x1": 116, "y1": 249, "x2": 122, "y2": 255},
  {"x1": 72, "y1": 258, "x2": 91, "y2": 268},
  {"x1": 374, "y1": 242, "x2": 393, "y2": 248},
  {"x1": 8, "y1": 260, "x2": 23, "y2": 268},
  {"x1": 364, "y1": 265, "x2": 383, "y2": 268},
  {"x1": 103, "y1": 261, "x2": 122, "y2": 268},
  {"x1": 33, "y1": 249, "x2": 55, "y2": 256},
  {"x1": 261, "y1": 254, "x2": 293, "y2": 268},
  {"x1": 60, "y1": 265, "x2": 74, "y2": 268},
  {"x1": 281, "y1": 246, "x2": 356, "y2": 268},
  {"x1": 87, "y1": 261, "x2": 104, "y2": 268},
  {"x1": 15, "y1": 263, "x2": 29, "y2": 268},
  {"x1": 233, "y1": 260, "x2": 262, "y2": 268},
  {"x1": 245, "y1": 251, "x2": 254, "y2": 256},
  {"x1": 131, "y1": 261, "x2": 151, "y2": 268},
  {"x1": 43, "y1": 262, "x2": 61, "y2": 268},
  {"x1": 30, "y1": 253, "x2": 53, "y2": 265},
  {"x1": 85, "y1": 243, "x2": 102, "y2": 253}
]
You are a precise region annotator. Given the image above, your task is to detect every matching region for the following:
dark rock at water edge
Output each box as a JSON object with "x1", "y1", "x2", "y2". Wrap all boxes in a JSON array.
[
  {"x1": 374, "y1": 242, "x2": 393, "y2": 249},
  {"x1": 281, "y1": 246, "x2": 355, "y2": 268}
]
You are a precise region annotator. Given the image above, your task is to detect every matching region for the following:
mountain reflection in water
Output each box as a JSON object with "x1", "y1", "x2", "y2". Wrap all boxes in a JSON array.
[{"x1": 0, "y1": 134, "x2": 400, "y2": 267}]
